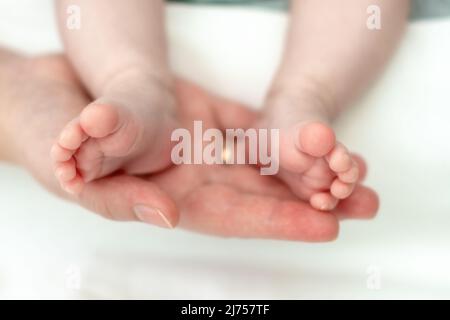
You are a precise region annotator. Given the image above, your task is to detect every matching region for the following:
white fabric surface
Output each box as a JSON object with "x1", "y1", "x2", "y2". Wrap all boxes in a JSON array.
[{"x1": 0, "y1": 0, "x2": 449, "y2": 299}]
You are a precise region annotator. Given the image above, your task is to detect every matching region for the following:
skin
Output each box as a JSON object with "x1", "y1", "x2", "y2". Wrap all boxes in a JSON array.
[
  {"x1": 53, "y1": 0, "x2": 407, "y2": 212},
  {"x1": 257, "y1": 0, "x2": 410, "y2": 210},
  {"x1": 53, "y1": 0, "x2": 177, "y2": 194},
  {"x1": 0, "y1": 51, "x2": 378, "y2": 241}
]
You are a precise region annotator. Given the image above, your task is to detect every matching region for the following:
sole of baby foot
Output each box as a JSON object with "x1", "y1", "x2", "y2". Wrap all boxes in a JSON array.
[
  {"x1": 51, "y1": 93, "x2": 177, "y2": 195},
  {"x1": 276, "y1": 120, "x2": 360, "y2": 211}
]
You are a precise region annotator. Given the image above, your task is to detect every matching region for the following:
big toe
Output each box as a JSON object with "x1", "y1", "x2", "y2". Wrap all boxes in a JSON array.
[
  {"x1": 80, "y1": 103, "x2": 121, "y2": 138},
  {"x1": 297, "y1": 121, "x2": 336, "y2": 157}
]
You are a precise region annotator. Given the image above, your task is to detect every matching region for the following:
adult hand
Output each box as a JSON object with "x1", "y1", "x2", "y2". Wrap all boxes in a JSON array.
[
  {"x1": 0, "y1": 51, "x2": 378, "y2": 241},
  {"x1": 79, "y1": 80, "x2": 379, "y2": 241}
]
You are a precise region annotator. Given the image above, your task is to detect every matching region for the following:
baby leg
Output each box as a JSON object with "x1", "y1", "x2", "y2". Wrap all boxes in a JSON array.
[{"x1": 53, "y1": 0, "x2": 176, "y2": 194}]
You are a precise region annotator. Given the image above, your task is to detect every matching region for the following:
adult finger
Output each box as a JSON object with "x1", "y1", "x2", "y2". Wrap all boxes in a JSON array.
[
  {"x1": 179, "y1": 184, "x2": 340, "y2": 242},
  {"x1": 335, "y1": 184, "x2": 379, "y2": 220}
]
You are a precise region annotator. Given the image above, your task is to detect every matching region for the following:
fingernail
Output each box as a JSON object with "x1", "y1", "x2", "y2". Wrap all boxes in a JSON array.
[{"x1": 133, "y1": 204, "x2": 173, "y2": 229}]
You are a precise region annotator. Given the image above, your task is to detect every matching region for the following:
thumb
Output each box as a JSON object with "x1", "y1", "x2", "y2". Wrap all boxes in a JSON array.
[{"x1": 78, "y1": 174, "x2": 179, "y2": 229}]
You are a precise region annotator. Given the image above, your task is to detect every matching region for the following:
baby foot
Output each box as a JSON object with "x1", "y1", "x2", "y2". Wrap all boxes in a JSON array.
[
  {"x1": 259, "y1": 90, "x2": 360, "y2": 211},
  {"x1": 51, "y1": 71, "x2": 178, "y2": 195}
]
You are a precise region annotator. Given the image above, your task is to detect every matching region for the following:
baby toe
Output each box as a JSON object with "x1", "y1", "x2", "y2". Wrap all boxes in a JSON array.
[
  {"x1": 327, "y1": 143, "x2": 353, "y2": 173},
  {"x1": 338, "y1": 161, "x2": 359, "y2": 183},
  {"x1": 50, "y1": 144, "x2": 73, "y2": 163},
  {"x1": 55, "y1": 158, "x2": 77, "y2": 182},
  {"x1": 74, "y1": 141, "x2": 104, "y2": 182},
  {"x1": 330, "y1": 179, "x2": 355, "y2": 199},
  {"x1": 58, "y1": 119, "x2": 87, "y2": 150},
  {"x1": 61, "y1": 174, "x2": 84, "y2": 195},
  {"x1": 310, "y1": 192, "x2": 339, "y2": 211}
]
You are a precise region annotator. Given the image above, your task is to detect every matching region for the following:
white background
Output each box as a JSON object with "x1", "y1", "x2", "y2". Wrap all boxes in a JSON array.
[{"x1": 0, "y1": 0, "x2": 450, "y2": 299}]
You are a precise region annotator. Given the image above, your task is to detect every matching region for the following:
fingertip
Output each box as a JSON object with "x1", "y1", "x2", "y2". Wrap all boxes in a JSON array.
[
  {"x1": 133, "y1": 204, "x2": 176, "y2": 229},
  {"x1": 276, "y1": 200, "x2": 340, "y2": 242},
  {"x1": 336, "y1": 185, "x2": 380, "y2": 220}
]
